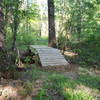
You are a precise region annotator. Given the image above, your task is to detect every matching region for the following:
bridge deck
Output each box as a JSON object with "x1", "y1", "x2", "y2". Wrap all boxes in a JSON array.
[{"x1": 30, "y1": 45, "x2": 69, "y2": 67}]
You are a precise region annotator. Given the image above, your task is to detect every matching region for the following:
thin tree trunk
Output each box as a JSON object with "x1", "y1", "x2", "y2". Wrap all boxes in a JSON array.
[
  {"x1": 0, "y1": 0, "x2": 4, "y2": 48},
  {"x1": 12, "y1": 15, "x2": 18, "y2": 50},
  {"x1": 0, "y1": 0, "x2": 10, "y2": 71},
  {"x1": 48, "y1": 0, "x2": 56, "y2": 47},
  {"x1": 77, "y1": 0, "x2": 82, "y2": 41},
  {"x1": 12, "y1": 2, "x2": 19, "y2": 51}
]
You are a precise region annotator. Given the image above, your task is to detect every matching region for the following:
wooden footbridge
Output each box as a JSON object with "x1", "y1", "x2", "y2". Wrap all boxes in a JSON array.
[{"x1": 30, "y1": 45, "x2": 69, "y2": 68}]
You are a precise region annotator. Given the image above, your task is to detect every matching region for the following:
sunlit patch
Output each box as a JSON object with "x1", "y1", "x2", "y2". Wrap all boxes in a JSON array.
[
  {"x1": 0, "y1": 86, "x2": 18, "y2": 99},
  {"x1": 76, "y1": 85, "x2": 92, "y2": 93},
  {"x1": 63, "y1": 85, "x2": 95, "y2": 100},
  {"x1": 64, "y1": 51, "x2": 78, "y2": 57},
  {"x1": 95, "y1": 71, "x2": 100, "y2": 75}
]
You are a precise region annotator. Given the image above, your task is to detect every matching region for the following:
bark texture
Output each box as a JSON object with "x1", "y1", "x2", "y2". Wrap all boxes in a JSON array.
[
  {"x1": 48, "y1": 0, "x2": 56, "y2": 47},
  {"x1": 0, "y1": 0, "x2": 4, "y2": 47}
]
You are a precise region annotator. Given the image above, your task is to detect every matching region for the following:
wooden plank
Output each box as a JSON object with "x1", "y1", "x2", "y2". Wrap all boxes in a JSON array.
[
  {"x1": 40, "y1": 56, "x2": 64, "y2": 58},
  {"x1": 40, "y1": 57, "x2": 65, "y2": 59},
  {"x1": 40, "y1": 59, "x2": 67, "y2": 62},
  {"x1": 42, "y1": 64, "x2": 67, "y2": 67},
  {"x1": 39, "y1": 53, "x2": 61, "y2": 54},
  {"x1": 39, "y1": 54, "x2": 64, "y2": 56},
  {"x1": 42, "y1": 63, "x2": 68, "y2": 66},
  {"x1": 41, "y1": 61, "x2": 68, "y2": 64},
  {"x1": 39, "y1": 55, "x2": 64, "y2": 57},
  {"x1": 39, "y1": 53, "x2": 59, "y2": 54},
  {"x1": 42, "y1": 62, "x2": 67, "y2": 65},
  {"x1": 31, "y1": 46, "x2": 59, "y2": 51},
  {"x1": 40, "y1": 58, "x2": 65, "y2": 60},
  {"x1": 36, "y1": 48, "x2": 57, "y2": 50},
  {"x1": 37, "y1": 51, "x2": 60, "y2": 54},
  {"x1": 40, "y1": 59, "x2": 66, "y2": 61}
]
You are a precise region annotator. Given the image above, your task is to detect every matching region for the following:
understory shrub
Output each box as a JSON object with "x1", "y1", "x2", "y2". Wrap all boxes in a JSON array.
[{"x1": 0, "y1": 48, "x2": 17, "y2": 78}]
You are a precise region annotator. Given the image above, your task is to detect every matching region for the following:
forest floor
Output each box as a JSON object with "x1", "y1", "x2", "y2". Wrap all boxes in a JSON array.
[{"x1": 0, "y1": 62, "x2": 100, "y2": 100}]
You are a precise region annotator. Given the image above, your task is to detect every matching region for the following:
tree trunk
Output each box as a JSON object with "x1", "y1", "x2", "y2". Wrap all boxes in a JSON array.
[
  {"x1": 48, "y1": 0, "x2": 56, "y2": 47},
  {"x1": 0, "y1": 0, "x2": 4, "y2": 48},
  {"x1": 0, "y1": 0, "x2": 10, "y2": 72},
  {"x1": 12, "y1": 3, "x2": 19, "y2": 51},
  {"x1": 77, "y1": 0, "x2": 82, "y2": 41},
  {"x1": 12, "y1": 16, "x2": 18, "y2": 51}
]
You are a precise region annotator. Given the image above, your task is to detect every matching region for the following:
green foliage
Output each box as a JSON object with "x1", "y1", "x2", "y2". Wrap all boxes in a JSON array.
[
  {"x1": 17, "y1": 32, "x2": 35, "y2": 45},
  {"x1": 21, "y1": 3, "x2": 40, "y2": 21},
  {"x1": 57, "y1": 33, "x2": 67, "y2": 50},
  {"x1": 0, "y1": 49, "x2": 17, "y2": 73},
  {"x1": 63, "y1": 89, "x2": 94, "y2": 100},
  {"x1": 18, "y1": 81, "x2": 33, "y2": 96},
  {"x1": 35, "y1": 89, "x2": 49, "y2": 100},
  {"x1": 66, "y1": 35, "x2": 100, "y2": 66},
  {"x1": 55, "y1": 0, "x2": 100, "y2": 46},
  {"x1": 4, "y1": 0, "x2": 40, "y2": 49},
  {"x1": 31, "y1": 69, "x2": 100, "y2": 100}
]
